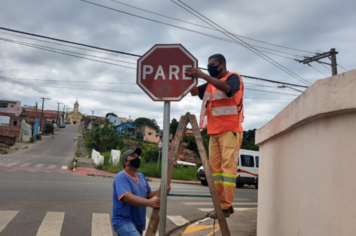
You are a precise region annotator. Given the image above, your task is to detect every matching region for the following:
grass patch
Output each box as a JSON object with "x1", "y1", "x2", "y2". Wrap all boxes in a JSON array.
[
  {"x1": 95, "y1": 152, "x2": 198, "y2": 181},
  {"x1": 87, "y1": 173, "x2": 95, "y2": 177},
  {"x1": 0, "y1": 150, "x2": 9, "y2": 154}
]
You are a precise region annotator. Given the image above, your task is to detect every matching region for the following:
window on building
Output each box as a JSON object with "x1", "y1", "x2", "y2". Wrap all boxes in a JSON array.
[
  {"x1": 114, "y1": 120, "x2": 116, "y2": 124},
  {"x1": 11, "y1": 105, "x2": 14, "y2": 107},
  {"x1": 241, "y1": 155, "x2": 254, "y2": 167},
  {"x1": 13, "y1": 120, "x2": 18, "y2": 126},
  {"x1": 148, "y1": 132, "x2": 153, "y2": 136},
  {"x1": 0, "y1": 103, "x2": 7, "y2": 108},
  {"x1": 255, "y1": 156, "x2": 259, "y2": 168}
]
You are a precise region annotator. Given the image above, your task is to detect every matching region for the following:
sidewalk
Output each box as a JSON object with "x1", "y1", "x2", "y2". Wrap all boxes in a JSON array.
[
  {"x1": 74, "y1": 167, "x2": 201, "y2": 184},
  {"x1": 171, "y1": 208, "x2": 257, "y2": 236}
]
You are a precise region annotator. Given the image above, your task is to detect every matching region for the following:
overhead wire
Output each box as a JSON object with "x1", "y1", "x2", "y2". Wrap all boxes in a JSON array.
[
  {"x1": 0, "y1": 37, "x2": 136, "y2": 65},
  {"x1": 0, "y1": 37, "x2": 136, "y2": 69},
  {"x1": 0, "y1": 31, "x2": 309, "y2": 88},
  {"x1": 0, "y1": 75, "x2": 299, "y2": 96},
  {"x1": 171, "y1": 0, "x2": 311, "y2": 86},
  {"x1": 111, "y1": 0, "x2": 314, "y2": 55},
  {"x1": 307, "y1": 63, "x2": 329, "y2": 77},
  {"x1": 79, "y1": 1, "x2": 305, "y2": 59},
  {"x1": 0, "y1": 31, "x2": 138, "y2": 60},
  {"x1": 0, "y1": 26, "x2": 141, "y2": 57}
]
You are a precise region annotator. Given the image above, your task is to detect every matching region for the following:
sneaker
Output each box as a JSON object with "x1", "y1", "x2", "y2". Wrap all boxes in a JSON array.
[
  {"x1": 205, "y1": 209, "x2": 214, "y2": 217},
  {"x1": 208, "y1": 209, "x2": 230, "y2": 219},
  {"x1": 229, "y1": 206, "x2": 234, "y2": 214}
]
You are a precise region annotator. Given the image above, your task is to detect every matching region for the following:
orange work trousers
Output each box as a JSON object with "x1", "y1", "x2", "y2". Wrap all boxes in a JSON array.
[{"x1": 209, "y1": 131, "x2": 243, "y2": 210}]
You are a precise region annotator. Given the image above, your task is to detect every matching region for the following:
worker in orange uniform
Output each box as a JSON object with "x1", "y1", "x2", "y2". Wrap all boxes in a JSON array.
[{"x1": 186, "y1": 54, "x2": 244, "y2": 219}]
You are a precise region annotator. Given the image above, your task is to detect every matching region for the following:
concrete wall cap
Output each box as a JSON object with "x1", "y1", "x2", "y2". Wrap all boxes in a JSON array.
[{"x1": 256, "y1": 69, "x2": 356, "y2": 145}]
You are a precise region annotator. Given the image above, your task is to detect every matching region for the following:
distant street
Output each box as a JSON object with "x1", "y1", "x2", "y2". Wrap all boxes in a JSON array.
[
  {"x1": 0, "y1": 125, "x2": 257, "y2": 235},
  {"x1": 0, "y1": 124, "x2": 78, "y2": 170}
]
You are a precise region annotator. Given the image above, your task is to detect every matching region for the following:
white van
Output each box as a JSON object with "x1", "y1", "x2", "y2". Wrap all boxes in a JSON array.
[{"x1": 196, "y1": 149, "x2": 259, "y2": 189}]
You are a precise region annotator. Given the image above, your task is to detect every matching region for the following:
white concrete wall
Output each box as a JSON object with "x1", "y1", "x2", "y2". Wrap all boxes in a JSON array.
[
  {"x1": 92, "y1": 149, "x2": 104, "y2": 165},
  {"x1": 110, "y1": 150, "x2": 121, "y2": 164},
  {"x1": 256, "y1": 69, "x2": 356, "y2": 236}
]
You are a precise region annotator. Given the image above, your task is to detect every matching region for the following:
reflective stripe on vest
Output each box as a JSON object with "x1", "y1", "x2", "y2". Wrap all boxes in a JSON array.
[{"x1": 212, "y1": 106, "x2": 238, "y2": 116}]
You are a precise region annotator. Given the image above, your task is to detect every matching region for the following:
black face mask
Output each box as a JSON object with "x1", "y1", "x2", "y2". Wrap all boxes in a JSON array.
[
  {"x1": 129, "y1": 157, "x2": 141, "y2": 169},
  {"x1": 208, "y1": 62, "x2": 223, "y2": 77}
]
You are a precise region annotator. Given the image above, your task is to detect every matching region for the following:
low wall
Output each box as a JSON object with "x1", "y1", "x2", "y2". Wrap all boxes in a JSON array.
[{"x1": 256, "y1": 69, "x2": 356, "y2": 236}]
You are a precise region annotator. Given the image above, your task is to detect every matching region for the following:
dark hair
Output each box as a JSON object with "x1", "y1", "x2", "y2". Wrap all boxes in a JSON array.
[{"x1": 208, "y1": 54, "x2": 226, "y2": 64}]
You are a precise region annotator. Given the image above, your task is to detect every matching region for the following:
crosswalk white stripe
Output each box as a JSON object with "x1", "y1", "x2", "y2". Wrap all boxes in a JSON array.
[
  {"x1": 183, "y1": 202, "x2": 258, "y2": 206},
  {"x1": 48, "y1": 165, "x2": 56, "y2": 169},
  {"x1": 61, "y1": 166, "x2": 68, "y2": 169},
  {"x1": 92, "y1": 213, "x2": 112, "y2": 236},
  {"x1": 19, "y1": 163, "x2": 31, "y2": 167},
  {"x1": 4, "y1": 163, "x2": 17, "y2": 166},
  {"x1": 198, "y1": 208, "x2": 257, "y2": 212},
  {"x1": 36, "y1": 212, "x2": 64, "y2": 236},
  {"x1": 143, "y1": 216, "x2": 158, "y2": 236},
  {"x1": 34, "y1": 164, "x2": 44, "y2": 168},
  {"x1": 0, "y1": 211, "x2": 19, "y2": 233},
  {"x1": 167, "y1": 215, "x2": 189, "y2": 226}
]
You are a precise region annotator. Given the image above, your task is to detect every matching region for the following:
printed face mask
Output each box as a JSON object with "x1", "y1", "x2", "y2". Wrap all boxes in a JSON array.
[
  {"x1": 208, "y1": 62, "x2": 222, "y2": 77},
  {"x1": 129, "y1": 157, "x2": 141, "y2": 169}
]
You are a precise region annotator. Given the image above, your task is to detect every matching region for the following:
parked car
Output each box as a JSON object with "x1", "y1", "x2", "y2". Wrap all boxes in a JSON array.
[
  {"x1": 196, "y1": 149, "x2": 259, "y2": 189},
  {"x1": 59, "y1": 124, "x2": 66, "y2": 128},
  {"x1": 65, "y1": 121, "x2": 71, "y2": 124}
]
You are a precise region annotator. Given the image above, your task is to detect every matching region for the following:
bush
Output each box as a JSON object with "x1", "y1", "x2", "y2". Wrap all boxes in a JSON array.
[
  {"x1": 44, "y1": 124, "x2": 54, "y2": 134},
  {"x1": 35, "y1": 134, "x2": 41, "y2": 140},
  {"x1": 30, "y1": 137, "x2": 35, "y2": 143},
  {"x1": 141, "y1": 145, "x2": 160, "y2": 163}
]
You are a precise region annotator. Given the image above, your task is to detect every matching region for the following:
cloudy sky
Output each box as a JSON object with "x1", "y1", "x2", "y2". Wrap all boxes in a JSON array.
[{"x1": 0, "y1": 0, "x2": 355, "y2": 130}]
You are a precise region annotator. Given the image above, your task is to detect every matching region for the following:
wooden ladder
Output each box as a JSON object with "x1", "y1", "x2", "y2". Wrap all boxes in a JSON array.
[{"x1": 145, "y1": 112, "x2": 231, "y2": 236}]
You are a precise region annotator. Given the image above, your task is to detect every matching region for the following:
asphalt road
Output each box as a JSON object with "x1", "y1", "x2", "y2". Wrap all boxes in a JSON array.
[
  {"x1": 0, "y1": 125, "x2": 258, "y2": 236},
  {"x1": 0, "y1": 124, "x2": 78, "y2": 169}
]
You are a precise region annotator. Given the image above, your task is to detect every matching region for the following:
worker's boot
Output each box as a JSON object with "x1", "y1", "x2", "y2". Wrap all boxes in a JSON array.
[
  {"x1": 230, "y1": 206, "x2": 234, "y2": 214},
  {"x1": 207, "y1": 209, "x2": 230, "y2": 219}
]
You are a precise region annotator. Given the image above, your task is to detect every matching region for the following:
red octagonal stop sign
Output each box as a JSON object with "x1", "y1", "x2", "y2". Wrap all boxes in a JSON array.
[{"x1": 137, "y1": 44, "x2": 198, "y2": 101}]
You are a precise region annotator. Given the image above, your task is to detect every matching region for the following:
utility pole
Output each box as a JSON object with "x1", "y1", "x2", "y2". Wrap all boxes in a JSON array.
[
  {"x1": 297, "y1": 48, "x2": 338, "y2": 76},
  {"x1": 36, "y1": 102, "x2": 38, "y2": 112},
  {"x1": 40, "y1": 97, "x2": 51, "y2": 133},
  {"x1": 66, "y1": 107, "x2": 70, "y2": 123},
  {"x1": 56, "y1": 102, "x2": 63, "y2": 127},
  {"x1": 91, "y1": 111, "x2": 94, "y2": 131},
  {"x1": 62, "y1": 105, "x2": 68, "y2": 124}
]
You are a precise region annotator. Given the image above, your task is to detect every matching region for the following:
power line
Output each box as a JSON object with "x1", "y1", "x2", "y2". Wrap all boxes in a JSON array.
[
  {"x1": 0, "y1": 37, "x2": 136, "y2": 65},
  {"x1": 0, "y1": 31, "x2": 138, "y2": 60},
  {"x1": 307, "y1": 63, "x2": 329, "y2": 77},
  {"x1": 0, "y1": 80, "x2": 143, "y2": 94},
  {"x1": 0, "y1": 26, "x2": 141, "y2": 57},
  {"x1": 244, "y1": 88, "x2": 298, "y2": 96},
  {"x1": 0, "y1": 75, "x2": 134, "y2": 84},
  {"x1": 0, "y1": 77, "x2": 299, "y2": 96},
  {"x1": 111, "y1": 0, "x2": 314, "y2": 54},
  {"x1": 171, "y1": 0, "x2": 311, "y2": 86},
  {"x1": 79, "y1": 1, "x2": 305, "y2": 58},
  {"x1": 0, "y1": 27, "x2": 309, "y2": 88},
  {"x1": 0, "y1": 37, "x2": 137, "y2": 69}
]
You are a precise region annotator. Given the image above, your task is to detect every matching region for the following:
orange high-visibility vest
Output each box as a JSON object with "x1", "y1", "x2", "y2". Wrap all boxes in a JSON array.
[{"x1": 199, "y1": 72, "x2": 244, "y2": 135}]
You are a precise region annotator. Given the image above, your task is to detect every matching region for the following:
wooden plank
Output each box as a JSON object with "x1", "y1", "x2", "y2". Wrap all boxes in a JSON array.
[
  {"x1": 189, "y1": 115, "x2": 231, "y2": 236},
  {"x1": 146, "y1": 113, "x2": 190, "y2": 236}
]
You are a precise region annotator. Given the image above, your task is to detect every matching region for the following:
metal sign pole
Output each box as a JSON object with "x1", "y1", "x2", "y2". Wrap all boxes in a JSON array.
[{"x1": 159, "y1": 101, "x2": 170, "y2": 236}]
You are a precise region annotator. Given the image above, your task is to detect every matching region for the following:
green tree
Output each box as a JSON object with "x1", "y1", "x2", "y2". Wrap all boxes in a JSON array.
[
  {"x1": 134, "y1": 117, "x2": 160, "y2": 131},
  {"x1": 44, "y1": 123, "x2": 54, "y2": 134},
  {"x1": 169, "y1": 118, "x2": 179, "y2": 138},
  {"x1": 106, "y1": 112, "x2": 118, "y2": 118}
]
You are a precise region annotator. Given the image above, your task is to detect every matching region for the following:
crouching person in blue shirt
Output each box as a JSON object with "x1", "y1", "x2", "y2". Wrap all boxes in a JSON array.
[{"x1": 112, "y1": 148, "x2": 171, "y2": 236}]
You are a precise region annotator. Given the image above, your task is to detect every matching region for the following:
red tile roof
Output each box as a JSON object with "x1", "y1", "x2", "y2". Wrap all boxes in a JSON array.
[{"x1": 185, "y1": 130, "x2": 194, "y2": 134}]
